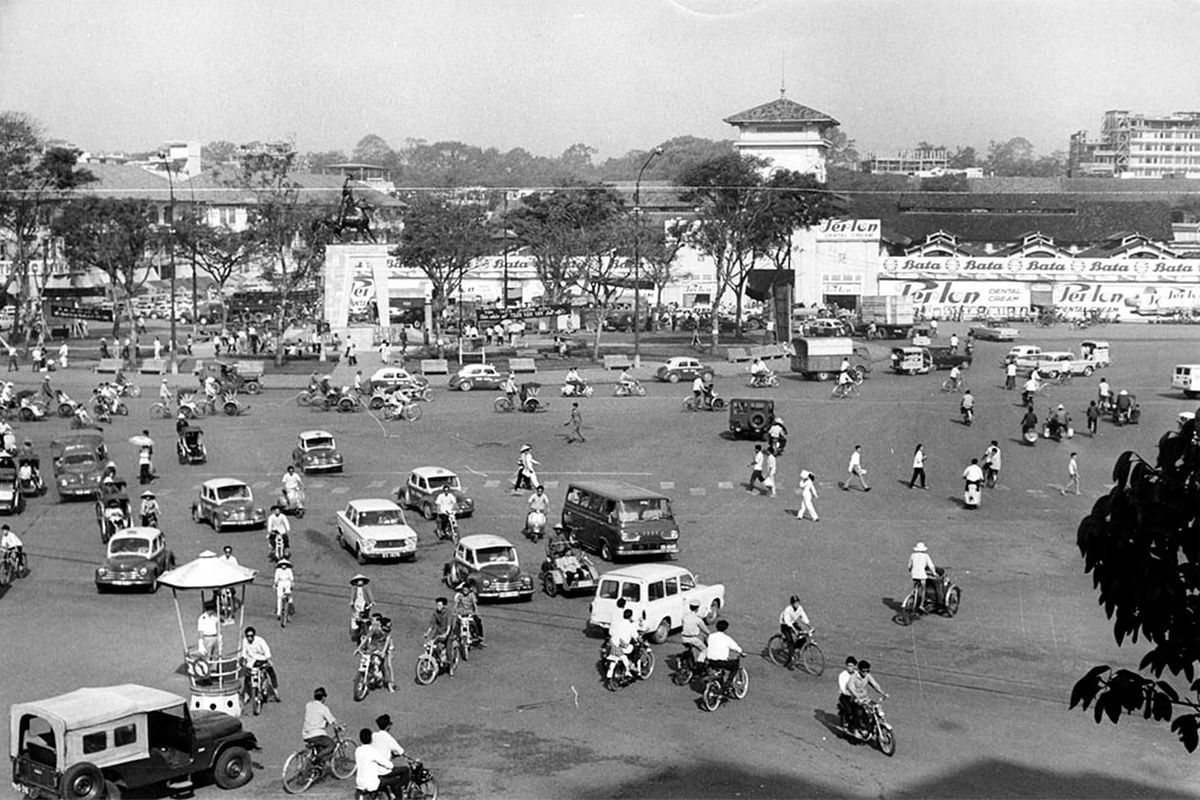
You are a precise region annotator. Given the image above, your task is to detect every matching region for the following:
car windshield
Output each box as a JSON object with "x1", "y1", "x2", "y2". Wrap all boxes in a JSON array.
[
  {"x1": 215, "y1": 485, "x2": 251, "y2": 502},
  {"x1": 358, "y1": 510, "x2": 401, "y2": 526},
  {"x1": 110, "y1": 538, "x2": 151, "y2": 556},
  {"x1": 62, "y1": 452, "x2": 96, "y2": 467},
  {"x1": 617, "y1": 498, "x2": 672, "y2": 522},
  {"x1": 304, "y1": 437, "x2": 335, "y2": 449},
  {"x1": 476, "y1": 546, "x2": 516, "y2": 564},
  {"x1": 426, "y1": 475, "x2": 460, "y2": 491}
]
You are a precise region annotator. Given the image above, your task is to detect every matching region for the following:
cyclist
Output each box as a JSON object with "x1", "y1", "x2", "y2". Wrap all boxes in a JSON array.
[
  {"x1": 835, "y1": 368, "x2": 854, "y2": 396},
  {"x1": 301, "y1": 688, "x2": 337, "y2": 769},
  {"x1": 779, "y1": 595, "x2": 813, "y2": 652},
  {"x1": 616, "y1": 368, "x2": 640, "y2": 394},
  {"x1": 502, "y1": 371, "x2": 518, "y2": 404},
  {"x1": 680, "y1": 600, "x2": 709, "y2": 669},
  {"x1": 907, "y1": 542, "x2": 943, "y2": 609},
  {"x1": 0, "y1": 524, "x2": 25, "y2": 574},
  {"x1": 424, "y1": 597, "x2": 456, "y2": 675},
  {"x1": 241, "y1": 627, "x2": 279, "y2": 702},
  {"x1": 267, "y1": 506, "x2": 291, "y2": 561},
  {"x1": 434, "y1": 484, "x2": 458, "y2": 539},
  {"x1": 273, "y1": 558, "x2": 295, "y2": 621},
  {"x1": 947, "y1": 363, "x2": 964, "y2": 391},
  {"x1": 691, "y1": 375, "x2": 711, "y2": 408},
  {"x1": 960, "y1": 389, "x2": 975, "y2": 423},
  {"x1": 704, "y1": 620, "x2": 745, "y2": 691},
  {"x1": 158, "y1": 378, "x2": 173, "y2": 405}
]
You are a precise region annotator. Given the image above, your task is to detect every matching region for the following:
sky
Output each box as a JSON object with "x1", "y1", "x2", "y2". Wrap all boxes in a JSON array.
[{"x1": 3, "y1": 0, "x2": 1200, "y2": 161}]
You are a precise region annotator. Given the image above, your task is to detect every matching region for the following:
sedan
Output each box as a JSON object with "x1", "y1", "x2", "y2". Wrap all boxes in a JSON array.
[
  {"x1": 336, "y1": 499, "x2": 418, "y2": 563},
  {"x1": 95, "y1": 527, "x2": 176, "y2": 592},
  {"x1": 970, "y1": 324, "x2": 1020, "y2": 342},
  {"x1": 443, "y1": 534, "x2": 535, "y2": 600},
  {"x1": 369, "y1": 366, "x2": 430, "y2": 392},
  {"x1": 655, "y1": 357, "x2": 714, "y2": 384},
  {"x1": 191, "y1": 478, "x2": 266, "y2": 532},
  {"x1": 448, "y1": 363, "x2": 506, "y2": 392},
  {"x1": 398, "y1": 466, "x2": 475, "y2": 520},
  {"x1": 291, "y1": 430, "x2": 345, "y2": 473}
]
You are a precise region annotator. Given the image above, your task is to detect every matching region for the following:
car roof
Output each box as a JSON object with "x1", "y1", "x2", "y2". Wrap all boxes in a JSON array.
[
  {"x1": 666, "y1": 357, "x2": 694, "y2": 365},
  {"x1": 109, "y1": 527, "x2": 161, "y2": 542},
  {"x1": 597, "y1": 563, "x2": 693, "y2": 582},
  {"x1": 52, "y1": 432, "x2": 105, "y2": 449},
  {"x1": 458, "y1": 534, "x2": 514, "y2": 549},
  {"x1": 567, "y1": 480, "x2": 667, "y2": 501},
  {"x1": 371, "y1": 367, "x2": 408, "y2": 377},
  {"x1": 347, "y1": 498, "x2": 402, "y2": 512},
  {"x1": 1039, "y1": 351, "x2": 1072, "y2": 358},
  {"x1": 202, "y1": 478, "x2": 248, "y2": 490},
  {"x1": 411, "y1": 466, "x2": 457, "y2": 479},
  {"x1": 299, "y1": 430, "x2": 334, "y2": 439},
  {"x1": 11, "y1": 684, "x2": 183, "y2": 731}
]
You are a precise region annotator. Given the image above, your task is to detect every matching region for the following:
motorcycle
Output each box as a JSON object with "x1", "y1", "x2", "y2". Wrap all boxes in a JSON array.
[
  {"x1": 279, "y1": 488, "x2": 306, "y2": 518},
  {"x1": 355, "y1": 756, "x2": 438, "y2": 800},
  {"x1": 961, "y1": 404, "x2": 974, "y2": 426},
  {"x1": 17, "y1": 397, "x2": 46, "y2": 422},
  {"x1": 683, "y1": 391, "x2": 726, "y2": 412},
  {"x1": 523, "y1": 509, "x2": 547, "y2": 542},
  {"x1": 893, "y1": 568, "x2": 962, "y2": 626},
  {"x1": 435, "y1": 510, "x2": 458, "y2": 543},
  {"x1": 244, "y1": 661, "x2": 278, "y2": 715},
  {"x1": 457, "y1": 614, "x2": 482, "y2": 660},
  {"x1": 268, "y1": 532, "x2": 291, "y2": 563},
  {"x1": 561, "y1": 382, "x2": 593, "y2": 398},
  {"x1": 749, "y1": 371, "x2": 779, "y2": 388},
  {"x1": 963, "y1": 479, "x2": 981, "y2": 509},
  {"x1": 353, "y1": 649, "x2": 388, "y2": 701},
  {"x1": 414, "y1": 636, "x2": 458, "y2": 686},
  {"x1": 600, "y1": 639, "x2": 654, "y2": 691},
  {"x1": 382, "y1": 400, "x2": 422, "y2": 422},
  {"x1": 71, "y1": 408, "x2": 98, "y2": 429},
  {"x1": 613, "y1": 380, "x2": 646, "y2": 397},
  {"x1": 0, "y1": 547, "x2": 29, "y2": 585},
  {"x1": 700, "y1": 656, "x2": 750, "y2": 712},
  {"x1": 841, "y1": 700, "x2": 896, "y2": 756},
  {"x1": 141, "y1": 511, "x2": 159, "y2": 528}
]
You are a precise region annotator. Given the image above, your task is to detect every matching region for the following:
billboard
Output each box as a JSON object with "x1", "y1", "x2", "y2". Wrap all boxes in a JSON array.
[{"x1": 878, "y1": 279, "x2": 1030, "y2": 319}]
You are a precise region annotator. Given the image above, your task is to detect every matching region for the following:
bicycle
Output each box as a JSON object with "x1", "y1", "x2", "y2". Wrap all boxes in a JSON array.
[
  {"x1": 831, "y1": 382, "x2": 859, "y2": 399},
  {"x1": 382, "y1": 401, "x2": 422, "y2": 422},
  {"x1": 1044, "y1": 370, "x2": 1074, "y2": 386},
  {"x1": 940, "y1": 377, "x2": 968, "y2": 393},
  {"x1": 766, "y1": 628, "x2": 825, "y2": 675},
  {"x1": 280, "y1": 724, "x2": 356, "y2": 794},
  {"x1": 700, "y1": 656, "x2": 749, "y2": 712},
  {"x1": 278, "y1": 588, "x2": 294, "y2": 628},
  {"x1": 435, "y1": 511, "x2": 458, "y2": 544}
]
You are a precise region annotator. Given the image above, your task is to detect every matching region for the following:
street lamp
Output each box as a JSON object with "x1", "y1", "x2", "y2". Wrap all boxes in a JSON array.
[
  {"x1": 160, "y1": 153, "x2": 178, "y2": 374},
  {"x1": 632, "y1": 147, "x2": 663, "y2": 369}
]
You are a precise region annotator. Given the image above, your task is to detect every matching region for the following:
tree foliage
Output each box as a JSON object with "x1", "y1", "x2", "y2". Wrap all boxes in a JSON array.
[
  {"x1": 1071, "y1": 417, "x2": 1200, "y2": 751},
  {"x1": 389, "y1": 194, "x2": 491, "y2": 336},
  {"x1": 171, "y1": 208, "x2": 256, "y2": 321},
  {"x1": 825, "y1": 127, "x2": 860, "y2": 170},
  {"x1": 54, "y1": 197, "x2": 156, "y2": 337}
]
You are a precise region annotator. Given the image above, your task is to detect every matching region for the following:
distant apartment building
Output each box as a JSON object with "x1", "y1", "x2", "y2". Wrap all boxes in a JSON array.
[
  {"x1": 1070, "y1": 110, "x2": 1200, "y2": 179},
  {"x1": 862, "y1": 148, "x2": 948, "y2": 175}
]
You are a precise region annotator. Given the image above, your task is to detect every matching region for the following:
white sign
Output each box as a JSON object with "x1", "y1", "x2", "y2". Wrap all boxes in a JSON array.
[
  {"x1": 816, "y1": 219, "x2": 881, "y2": 242},
  {"x1": 882, "y1": 256, "x2": 1200, "y2": 280},
  {"x1": 879, "y1": 279, "x2": 1031, "y2": 318}
]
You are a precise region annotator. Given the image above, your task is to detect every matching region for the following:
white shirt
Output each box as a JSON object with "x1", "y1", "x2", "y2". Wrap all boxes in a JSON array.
[
  {"x1": 0, "y1": 530, "x2": 22, "y2": 549},
  {"x1": 780, "y1": 604, "x2": 810, "y2": 627},
  {"x1": 355, "y1": 743, "x2": 392, "y2": 792},
  {"x1": 609, "y1": 615, "x2": 636, "y2": 648},
  {"x1": 908, "y1": 551, "x2": 936, "y2": 580},
  {"x1": 268, "y1": 513, "x2": 290, "y2": 536},
  {"x1": 764, "y1": 453, "x2": 777, "y2": 478},
  {"x1": 838, "y1": 668, "x2": 856, "y2": 695},
  {"x1": 751, "y1": 451, "x2": 764, "y2": 471},
  {"x1": 705, "y1": 630, "x2": 742, "y2": 662},
  {"x1": 274, "y1": 567, "x2": 294, "y2": 593},
  {"x1": 241, "y1": 636, "x2": 272, "y2": 665},
  {"x1": 848, "y1": 451, "x2": 862, "y2": 473},
  {"x1": 692, "y1": 377, "x2": 704, "y2": 393},
  {"x1": 435, "y1": 491, "x2": 457, "y2": 515},
  {"x1": 282, "y1": 472, "x2": 303, "y2": 493},
  {"x1": 371, "y1": 730, "x2": 405, "y2": 760},
  {"x1": 1006, "y1": 362, "x2": 1017, "y2": 376},
  {"x1": 197, "y1": 611, "x2": 219, "y2": 637},
  {"x1": 527, "y1": 492, "x2": 550, "y2": 512},
  {"x1": 963, "y1": 463, "x2": 985, "y2": 483},
  {"x1": 302, "y1": 700, "x2": 336, "y2": 740},
  {"x1": 1069, "y1": 457, "x2": 1078, "y2": 476},
  {"x1": 912, "y1": 450, "x2": 925, "y2": 469}
]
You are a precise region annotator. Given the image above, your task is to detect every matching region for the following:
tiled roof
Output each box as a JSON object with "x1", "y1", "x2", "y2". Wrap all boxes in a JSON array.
[{"x1": 723, "y1": 97, "x2": 838, "y2": 127}]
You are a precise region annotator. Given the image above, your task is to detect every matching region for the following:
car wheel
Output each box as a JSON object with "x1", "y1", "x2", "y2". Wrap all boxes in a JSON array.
[
  {"x1": 667, "y1": 373, "x2": 680, "y2": 384},
  {"x1": 650, "y1": 618, "x2": 671, "y2": 644},
  {"x1": 599, "y1": 540, "x2": 613, "y2": 561},
  {"x1": 459, "y1": 380, "x2": 473, "y2": 392},
  {"x1": 356, "y1": 545, "x2": 368, "y2": 565},
  {"x1": 61, "y1": 763, "x2": 105, "y2": 800},
  {"x1": 422, "y1": 503, "x2": 435, "y2": 521},
  {"x1": 1082, "y1": 366, "x2": 1094, "y2": 377},
  {"x1": 542, "y1": 572, "x2": 558, "y2": 597},
  {"x1": 148, "y1": 572, "x2": 158, "y2": 593},
  {"x1": 815, "y1": 371, "x2": 831, "y2": 381},
  {"x1": 212, "y1": 746, "x2": 253, "y2": 790}
]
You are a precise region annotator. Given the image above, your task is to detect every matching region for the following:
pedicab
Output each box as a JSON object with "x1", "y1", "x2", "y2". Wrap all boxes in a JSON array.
[
  {"x1": 17, "y1": 456, "x2": 46, "y2": 496},
  {"x1": 0, "y1": 454, "x2": 24, "y2": 514},
  {"x1": 493, "y1": 382, "x2": 548, "y2": 413},
  {"x1": 95, "y1": 482, "x2": 133, "y2": 543},
  {"x1": 539, "y1": 530, "x2": 599, "y2": 597},
  {"x1": 1080, "y1": 340, "x2": 1111, "y2": 368},
  {"x1": 177, "y1": 426, "x2": 208, "y2": 464},
  {"x1": 890, "y1": 346, "x2": 932, "y2": 375}
]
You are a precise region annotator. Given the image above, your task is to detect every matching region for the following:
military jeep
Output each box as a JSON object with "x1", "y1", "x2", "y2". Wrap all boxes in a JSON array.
[{"x1": 728, "y1": 398, "x2": 775, "y2": 440}]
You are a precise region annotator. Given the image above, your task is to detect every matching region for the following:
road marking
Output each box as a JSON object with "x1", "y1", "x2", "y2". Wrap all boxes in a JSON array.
[
  {"x1": 251, "y1": 481, "x2": 268, "y2": 489},
  {"x1": 367, "y1": 481, "x2": 385, "y2": 488},
  {"x1": 330, "y1": 487, "x2": 349, "y2": 495},
  {"x1": 484, "y1": 480, "x2": 501, "y2": 488},
  {"x1": 660, "y1": 481, "x2": 675, "y2": 490},
  {"x1": 463, "y1": 465, "x2": 490, "y2": 478},
  {"x1": 689, "y1": 487, "x2": 706, "y2": 496},
  {"x1": 544, "y1": 480, "x2": 559, "y2": 489},
  {"x1": 309, "y1": 482, "x2": 326, "y2": 490},
  {"x1": 717, "y1": 481, "x2": 733, "y2": 490}
]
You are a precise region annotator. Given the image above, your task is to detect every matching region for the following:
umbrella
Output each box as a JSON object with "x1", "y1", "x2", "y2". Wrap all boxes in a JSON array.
[{"x1": 129, "y1": 434, "x2": 155, "y2": 448}]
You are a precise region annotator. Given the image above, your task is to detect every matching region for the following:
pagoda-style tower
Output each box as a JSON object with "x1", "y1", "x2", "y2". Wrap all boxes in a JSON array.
[{"x1": 724, "y1": 91, "x2": 839, "y2": 183}]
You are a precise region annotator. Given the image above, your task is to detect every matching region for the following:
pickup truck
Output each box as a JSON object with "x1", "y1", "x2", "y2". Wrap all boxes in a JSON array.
[
  {"x1": 927, "y1": 346, "x2": 973, "y2": 371},
  {"x1": 1014, "y1": 351, "x2": 1098, "y2": 379}
]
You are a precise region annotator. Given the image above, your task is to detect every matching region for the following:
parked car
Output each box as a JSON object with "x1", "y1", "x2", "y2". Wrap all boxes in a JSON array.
[
  {"x1": 368, "y1": 366, "x2": 429, "y2": 392},
  {"x1": 970, "y1": 323, "x2": 1020, "y2": 342},
  {"x1": 50, "y1": 433, "x2": 108, "y2": 500},
  {"x1": 335, "y1": 498, "x2": 418, "y2": 563},
  {"x1": 95, "y1": 527, "x2": 176, "y2": 592},
  {"x1": 291, "y1": 430, "x2": 344, "y2": 473},
  {"x1": 443, "y1": 534, "x2": 534, "y2": 600},
  {"x1": 1015, "y1": 351, "x2": 1097, "y2": 378},
  {"x1": 588, "y1": 563, "x2": 725, "y2": 643},
  {"x1": 11, "y1": 684, "x2": 258, "y2": 798},
  {"x1": 802, "y1": 318, "x2": 849, "y2": 337},
  {"x1": 191, "y1": 478, "x2": 266, "y2": 532},
  {"x1": 398, "y1": 466, "x2": 475, "y2": 520},
  {"x1": 655, "y1": 357, "x2": 713, "y2": 384},
  {"x1": 448, "y1": 363, "x2": 506, "y2": 392}
]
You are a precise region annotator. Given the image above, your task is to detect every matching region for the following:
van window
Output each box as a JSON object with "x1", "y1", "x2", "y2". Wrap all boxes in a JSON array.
[
  {"x1": 82, "y1": 731, "x2": 106, "y2": 754},
  {"x1": 598, "y1": 580, "x2": 619, "y2": 600},
  {"x1": 620, "y1": 582, "x2": 641, "y2": 602},
  {"x1": 648, "y1": 581, "x2": 665, "y2": 601},
  {"x1": 664, "y1": 577, "x2": 678, "y2": 596},
  {"x1": 678, "y1": 573, "x2": 696, "y2": 591},
  {"x1": 114, "y1": 723, "x2": 137, "y2": 747},
  {"x1": 618, "y1": 498, "x2": 672, "y2": 522},
  {"x1": 566, "y1": 487, "x2": 586, "y2": 506},
  {"x1": 600, "y1": 499, "x2": 617, "y2": 522}
]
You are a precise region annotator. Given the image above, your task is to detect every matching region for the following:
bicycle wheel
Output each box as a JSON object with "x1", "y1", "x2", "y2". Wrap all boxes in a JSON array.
[
  {"x1": 281, "y1": 750, "x2": 317, "y2": 794},
  {"x1": 330, "y1": 737, "x2": 357, "y2": 779},
  {"x1": 801, "y1": 641, "x2": 826, "y2": 676},
  {"x1": 403, "y1": 404, "x2": 422, "y2": 421},
  {"x1": 415, "y1": 655, "x2": 438, "y2": 685},
  {"x1": 940, "y1": 379, "x2": 954, "y2": 393},
  {"x1": 731, "y1": 666, "x2": 749, "y2": 699},
  {"x1": 149, "y1": 403, "x2": 171, "y2": 419},
  {"x1": 766, "y1": 635, "x2": 793, "y2": 667},
  {"x1": 296, "y1": 392, "x2": 312, "y2": 407},
  {"x1": 701, "y1": 679, "x2": 722, "y2": 712}
]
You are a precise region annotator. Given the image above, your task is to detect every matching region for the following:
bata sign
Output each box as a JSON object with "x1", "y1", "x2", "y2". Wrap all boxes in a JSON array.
[
  {"x1": 882, "y1": 257, "x2": 1200, "y2": 278},
  {"x1": 816, "y1": 219, "x2": 881, "y2": 241}
]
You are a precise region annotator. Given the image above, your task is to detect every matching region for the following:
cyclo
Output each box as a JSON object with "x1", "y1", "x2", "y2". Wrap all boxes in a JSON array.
[
  {"x1": 893, "y1": 567, "x2": 962, "y2": 626},
  {"x1": 493, "y1": 382, "x2": 546, "y2": 413}
]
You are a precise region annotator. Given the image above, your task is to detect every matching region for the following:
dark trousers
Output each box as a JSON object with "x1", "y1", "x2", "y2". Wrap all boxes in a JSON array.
[
  {"x1": 748, "y1": 469, "x2": 763, "y2": 489},
  {"x1": 139, "y1": 463, "x2": 153, "y2": 484},
  {"x1": 909, "y1": 468, "x2": 926, "y2": 488},
  {"x1": 1005, "y1": 374, "x2": 1015, "y2": 390}
]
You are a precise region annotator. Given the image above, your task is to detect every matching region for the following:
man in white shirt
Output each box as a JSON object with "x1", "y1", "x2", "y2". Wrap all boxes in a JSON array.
[
  {"x1": 355, "y1": 728, "x2": 403, "y2": 795},
  {"x1": 845, "y1": 444, "x2": 869, "y2": 492},
  {"x1": 197, "y1": 603, "x2": 220, "y2": 658},
  {"x1": 302, "y1": 688, "x2": 337, "y2": 763},
  {"x1": 837, "y1": 657, "x2": 860, "y2": 729},
  {"x1": 607, "y1": 608, "x2": 638, "y2": 675},
  {"x1": 779, "y1": 596, "x2": 812, "y2": 650},
  {"x1": 273, "y1": 559, "x2": 295, "y2": 620},
  {"x1": 281, "y1": 466, "x2": 305, "y2": 511},
  {"x1": 370, "y1": 714, "x2": 411, "y2": 787},
  {"x1": 267, "y1": 507, "x2": 291, "y2": 558},
  {"x1": 747, "y1": 445, "x2": 765, "y2": 493},
  {"x1": 240, "y1": 627, "x2": 278, "y2": 700},
  {"x1": 907, "y1": 542, "x2": 942, "y2": 608},
  {"x1": 435, "y1": 485, "x2": 458, "y2": 539},
  {"x1": 704, "y1": 619, "x2": 744, "y2": 689}
]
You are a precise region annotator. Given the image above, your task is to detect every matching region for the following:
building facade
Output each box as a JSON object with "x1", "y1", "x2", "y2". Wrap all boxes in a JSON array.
[
  {"x1": 1070, "y1": 110, "x2": 1200, "y2": 179},
  {"x1": 723, "y1": 93, "x2": 838, "y2": 183}
]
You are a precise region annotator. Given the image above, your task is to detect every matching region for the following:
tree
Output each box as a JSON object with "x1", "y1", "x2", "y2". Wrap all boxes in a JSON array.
[
  {"x1": 640, "y1": 220, "x2": 688, "y2": 328},
  {"x1": 54, "y1": 197, "x2": 156, "y2": 338},
  {"x1": 825, "y1": 127, "x2": 860, "y2": 170},
  {"x1": 389, "y1": 193, "x2": 491, "y2": 337},
  {"x1": 301, "y1": 150, "x2": 349, "y2": 173},
  {"x1": 352, "y1": 134, "x2": 394, "y2": 167},
  {"x1": 172, "y1": 209, "x2": 256, "y2": 325},
  {"x1": 572, "y1": 213, "x2": 636, "y2": 360},
  {"x1": 1071, "y1": 418, "x2": 1200, "y2": 751},
  {"x1": 0, "y1": 111, "x2": 95, "y2": 342},
  {"x1": 201, "y1": 140, "x2": 239, "y2": 166},
  {"x1": 948, "y1": 146, "x2": 978, "y2": 169}
]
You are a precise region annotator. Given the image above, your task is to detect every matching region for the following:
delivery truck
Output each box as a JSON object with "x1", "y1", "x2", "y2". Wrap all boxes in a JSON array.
[
  {"x1": 790, "y1": 337, "x2": 873, "y2": 381},
  {"x1": 859, "y1": 295, "x2": 915, "y2": 338}
]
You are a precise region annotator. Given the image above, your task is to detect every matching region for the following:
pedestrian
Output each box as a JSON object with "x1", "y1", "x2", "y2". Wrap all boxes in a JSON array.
[
  {"x1": 747, "y1": 445, "x2": 765, "y2": 493},
  {"x1": 1005, "y1": 359, "x2": 1017, "y2": 390},
  {"x1": 137, "y1": 445, "x2": 154, "y2": 485},
  {"x1": 399, "y1": 327, "x2": 408, "y2": 357},
  {"x1": 6, "y1": 343, "x2": 17, "y2": 372},
  {"x1": 186, "y1": 334, "x2": 194, "y2": 355},
  {"x1": 949, "y1": 332, "x2": 959, "y2": 353},
  {"x1": 844, "y1": 444, "x2": 870, "y2": 491},
  {"x1": 1086, "y1": 400, "x2": 1100, "y2": 436},
  {"x1": 379, "y1": 340, "x2": 390, "y2": 365},
  {"x1": 248, "y1": 324, "x2": 259, "y2": 354},
  {"x1": 1062, "y1": 452, "x2": 1080, "y2": 496},
  {"x1": 346, "y1": 339, "x2": 357, "y2": 366},
  {"x1": 763, "y1": 450, "x2": 777, "y2": 497},
  {"x1": 930, "y1": 319, "x2": 939, "y2": 338},
  {"x1": 30, "y1": 344, "x2": 44, "y2": 371},
  {"x1": 564, "y1": 402, "x2": 585, "y2": 443},
  {"x1": 796, "y1": 470, "x2": 819, "y2": 521},
  {"x1": 514, "y1": 444, "x2": 540, "y2": 491},
  {"x1": 153, "y1": 336, "x2": 162, "y2": 361},
  {"x1": 99, "y1": 337, "x2": 110, "y2": 360},
  {"x1": 909, "y1": 444, "x2": 928, "y2": 490}
]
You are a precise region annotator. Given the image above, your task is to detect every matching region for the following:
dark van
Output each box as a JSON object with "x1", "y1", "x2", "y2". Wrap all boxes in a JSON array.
[{"x1": 561, "y1": 481, "x2": 679, "y2": 561}]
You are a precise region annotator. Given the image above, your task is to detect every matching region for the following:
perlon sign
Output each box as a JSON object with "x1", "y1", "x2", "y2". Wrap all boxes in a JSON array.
[{"x1": 816, "y1": 219, "x2": 881, "y2": 242}]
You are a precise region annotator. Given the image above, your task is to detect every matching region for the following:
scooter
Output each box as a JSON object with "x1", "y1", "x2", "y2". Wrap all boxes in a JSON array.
[
  {"x1": 278, "y1": 488, "x2": 306, "y2": 518},
  {"x1": 961, "y1": 404, "x2": 974, "y2": 426},
  {"x1": 561, "y1": 382, "x2": 593, "y2": 398},
  {"x1": 523, "y1": 509, "x2": 547, "y2": 542},
  {"x1": 613, "y1": 380, "x2": 646, "y2": 397},
  {"x1": 963, "y1": 479, "x2": 981, "y2": 509}
]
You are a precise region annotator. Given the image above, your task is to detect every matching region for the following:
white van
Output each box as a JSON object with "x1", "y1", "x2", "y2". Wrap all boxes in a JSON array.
[
  {"x1": 1172, "y1": 365, "x2": 1200, "y2": 399},
  {"x1": 588, "y1": 564, "x2": 724, "y2": 643}
]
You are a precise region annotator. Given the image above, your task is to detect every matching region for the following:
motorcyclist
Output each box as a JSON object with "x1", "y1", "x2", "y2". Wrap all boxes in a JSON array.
[
  {"x1": 767, "y1": 417, "x2": 787, "y2": 455},
  {"x1": 356, "y1": 613, "x2": 388, "y2": 682},
  {"x1": 1098, "y1": 377, "x2": 1112, "y2": 412},
  {"x1": 281, "y1": 466, "x2": 305, "y2": 512},
  {"x1": 139, "y1": 491, "x2": 160, "y2": 527},
  {"x1": 947, "y1": 364, "x2": 963, "y2": 391},
  {"x1": 691, "y1": 375, "x2": 714, "y2": 409},
  {"x1": 960, "y1": 389, "x2": 975, "y2": 423},
  {"x1": 616, "y1": 368, "x2": 640, "y2": 394},
  {"x1": 273, "y1": 558, "x2": 295, "y2": 621},
  {"x1": 453, "y1": 582, "x2": 484, "y2": 646},
  {"x1": 1115, "y1": 389, "x2": 1133, "y2": 422},
  {"x1": 749, "y1": 357, "x2": 770, "y2": 385},
  {"x1": 241, "y1": 627, "x2": 279, "y2": 701},
  {"x1": 0, "y1": 524, "x2": 25, "y2": 574},
  {"x1": 847, "y1": 660, "x2": 888, "y2": 736},
  {"x1": 680, "y1": 600, "x2": 709, "y2": 668},
  {"x1": 607, "y1": 608, "x2": 638, "y2": 676},
  {"x1": 267, "y1": 506, "x2": 291, "y2": 561},
  {"x1": 526, "y1": 485, "x2": 550, "y2": 534},
  {"x1": 424, "y1": 597, "x2": 456, "y2": 674},
  {"x1": 1048, "y1": 404, "x2": 1071, "y2": 439},
  {"x1": 434, "y1": 485, "x2": 458, "y2": 539},
  {"x1": 563, "y1": 367, "x2": 587, "y2": 395},
  {"x1": 1022, "y1": 374, "x2": 1041, "y2": 408},
  {"x1": 908, "y1": 541, "x2": 944, "y2": 609},
  {"x1": 837, "y1": 657, "x2": 860, "y2": 730},
  {"x1": 779, "y1": 595, "x2": 812, "y2": 650},
  {"x1": 349, "y1": 575, "x2": 374, "y2": 643},
  {"x1": 1021, "y1": 406, "x2": 1039, "y2": 439},
  {"x1": 704, "y1": 619, "x2": 745, "y2": 691}
]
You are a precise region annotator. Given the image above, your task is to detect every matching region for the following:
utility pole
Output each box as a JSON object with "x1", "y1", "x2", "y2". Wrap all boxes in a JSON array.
[
  {"x1": 632, "y1": 148, "x2": 663, "y2": 369},
  {"x1": 161, "y1": 152, "x2": 179, "y2": 375}
]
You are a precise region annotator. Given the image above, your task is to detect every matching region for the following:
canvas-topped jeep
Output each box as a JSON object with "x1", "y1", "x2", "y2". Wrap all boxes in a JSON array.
[{"x1": 11, "y1": 683, "x2": 257, "y2": 798}]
